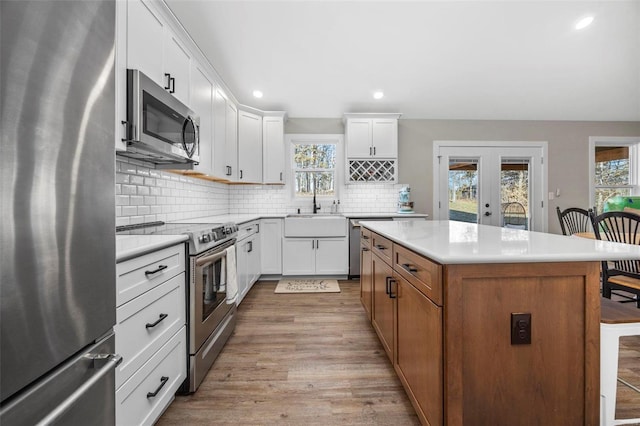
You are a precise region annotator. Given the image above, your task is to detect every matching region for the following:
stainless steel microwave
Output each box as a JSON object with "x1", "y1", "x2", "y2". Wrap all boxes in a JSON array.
[{"x1": 118, "y1": 69, "x2": 199, "y2": 167}]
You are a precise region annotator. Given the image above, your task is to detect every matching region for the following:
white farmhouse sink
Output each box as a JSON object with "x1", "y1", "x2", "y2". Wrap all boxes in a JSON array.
[{"x1": 284, "y1": 215, "x2": 347, "y2": 237}]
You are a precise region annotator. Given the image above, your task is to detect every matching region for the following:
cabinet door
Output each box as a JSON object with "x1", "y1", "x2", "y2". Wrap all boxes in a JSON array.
[
  {"x1": 262, "y1": 116, "x2": 285, "y2": 184},
  {"x1": 191, "y1": 65, "x2": 213, "y2": 175},
  {"x1": 115, "y1": 0, "x2": 127, "y2": 151},
  {"x1": 235, "y1": 241, "x2": 249, "y2": 303},
  {"x1": 237, "y1": 111, "x2": 263, "y2": 182},
  {"x1": 394, "y1": 274, "x2": 443, "y2": 426},
  {"x1": 127, "y1": 0, "x2": 164, "y2": 86},
  {"x1": 371, "y1": 253, "x2": 394, "y2": 361},
  {"x1": 360, "y1": 244, "x2": 373, "y2": 321},
  {"x1": 346, "y1": 119, "x2": 372, "y2": 157},
  {"x1": 212, "y1": 88, "x2": 227, "y2": 179},
  {"x1": 163, "y1": 31, "x2": 191, "y2": 106},
  {"x1": 248, "y1": 235, "x2": 261, "y2": 288},
  {"x1": 260, "y1": 219, "x2": 282, "y2": 275},
  {"x1": 225, "y1": 102, "x2": 238, "y2": 181},
  {"x1": 282, "y1": 239, "x2": 315, "y2": 275},
  {"x1": 371, "y1": 119, "x2": 398, "y2": 158},
  {"x1": 314, "y1": 238, "x2": 348, "y2": 275}
]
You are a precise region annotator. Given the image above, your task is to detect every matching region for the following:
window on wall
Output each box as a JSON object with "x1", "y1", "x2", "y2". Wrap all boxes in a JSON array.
[
  {"x1": 291, "y1": 143, "x2": 337, "y2": 198},
  {"x1": 591, "y1": 139, "x2": 640, "y2": 213}
]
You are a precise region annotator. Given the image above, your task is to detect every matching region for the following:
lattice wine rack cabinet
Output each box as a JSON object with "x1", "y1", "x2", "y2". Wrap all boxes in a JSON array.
[{"x1": 348, "y1": 159, "x2": 397, "y2": 182}]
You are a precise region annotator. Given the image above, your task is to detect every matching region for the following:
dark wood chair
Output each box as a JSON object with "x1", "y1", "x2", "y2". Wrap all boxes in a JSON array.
[
  {"x1": 590, "y1": 211, "x2": 640, "y2": 307},
  {"x1": 556, "y1": 206, "x2": 592, "y2": 235}
]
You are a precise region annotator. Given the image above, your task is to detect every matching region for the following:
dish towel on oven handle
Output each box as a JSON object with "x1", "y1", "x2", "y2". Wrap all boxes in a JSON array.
[{"x1": 225, "y1": 245, "x2": 238, "y2": 305}]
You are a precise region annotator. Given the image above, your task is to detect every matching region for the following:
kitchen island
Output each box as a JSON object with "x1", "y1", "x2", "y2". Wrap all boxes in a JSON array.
[{"x1": 359, "y1": 220, "x2": 640, "y2": 426}]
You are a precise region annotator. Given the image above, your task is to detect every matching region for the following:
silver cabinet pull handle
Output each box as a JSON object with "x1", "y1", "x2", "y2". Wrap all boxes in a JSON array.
[
  {"x1": 145, "y1": 313, "x2": 168, "y2": 329},
  {"x1": 145, "y1": 264, "x2": 167, "y2": 276},
  {"x1": 147, "y1": 376, "x2": 169, "y2": 398},
  {"x1": 35, "y1": 354, "x2": 122, "y2": 426}
]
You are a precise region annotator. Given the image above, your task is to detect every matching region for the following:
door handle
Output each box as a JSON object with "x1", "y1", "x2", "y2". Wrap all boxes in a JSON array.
[
  {"x1": 401, "y1": 263, "x2": 418, "y2": 274},
  {"x1": 36, "y1": 353, "x2": 122, "y2": 426},
  {"x1": 484, "y1": 211, "x2": 492, "y2": 217},
  {"x1": 145, "y1": 264, "x2": 167, "y2": 276},
  {"x1": 316, "y1": 239, "x2": 319, "y2": 249},
  {"x1": 164, "y1": 73, "x2": 171, "y2": 90},
  {"x1": 280, "y1": 172, "x2": 283, "y2": 181},
  {"x1": 146, "y1": 376, "x2": 169, "y2": 398},
  {"x1": 248, "y1": 241, "x2": 253, "y2": 253},
  {"x1": 373, "y1": 146, "x2": 376, "y2": 155},
  {"x1": 312, "y1": 240, "x2": 314, "y2": 249},
  {"x1": 240, "y1": 170, "x2": 243, "y2": 179},
  {"x1": 170, "y1": 77, "x2": 175, "y2": 94},
  {"x1": 388, "y1": 279, "x2": 397, "y2": 299},
  {"x1": 145, "y1": 313, "x2": 168, "y2": 329},
  {"x1": 385, "y1": 276, "x2": 391, "y2": 294}
]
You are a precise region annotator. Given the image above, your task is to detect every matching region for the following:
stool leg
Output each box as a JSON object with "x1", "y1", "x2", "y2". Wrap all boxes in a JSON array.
[{"x1": 601, "y1": 324, "x2": 620, "y2": 426}]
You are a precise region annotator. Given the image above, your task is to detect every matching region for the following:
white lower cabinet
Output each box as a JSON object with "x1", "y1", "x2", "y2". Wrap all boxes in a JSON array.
[
  {"x1": 236, "y1": 221, "x2": 261, "y2": 303},
  {"x1": 115, "y1": 243, "x2": 187, "y2": 426},
  {"x1": 115, "y1": 327, "x2": 186, "y2": 426},
  {"x1": 260, "y1": 218, "x2": 283, "y2": 275},
  {"x1": 282, "y1": 237, "x2": 348, "y2": 275}
]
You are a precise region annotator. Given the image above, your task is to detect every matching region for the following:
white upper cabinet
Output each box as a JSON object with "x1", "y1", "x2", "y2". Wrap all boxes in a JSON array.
[
  {"x1": 126, "y1": 0, "x2": 191, "y2": 106},
  {"x1": 163, "y1": 33, "x2": 192, "y2": 106},
  {"x1": 344, "y1": 113, "x2": 401, "y2": 159},
  {"x1": 262, "y1": 113, "x2": 287, "y2": 184},
  {"x1": 211, "y1": 89, "x2": 238, "y2": 181},
  {"x1": 225, "y1": 101, "x2": 238, "y2": 181},
  {"x1": 237, "y1": 109, "x2": 263, "y2": 183},
  {"x1": 191, "y1": 65, "x2": 214, "y2": 175},
  {"x1": 115, "y1": 0, "x2": 127, "y2": 151}
]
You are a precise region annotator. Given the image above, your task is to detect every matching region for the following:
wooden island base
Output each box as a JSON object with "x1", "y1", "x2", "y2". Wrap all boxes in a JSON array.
[{"x1": 361, "y1": 227, "x2": 601, "y2": 425}]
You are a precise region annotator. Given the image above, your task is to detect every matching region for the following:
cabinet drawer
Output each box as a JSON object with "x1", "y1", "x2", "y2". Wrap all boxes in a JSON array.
[
  {"x1": 115, "y1": 273, "x2": 186, "y2": 388},
  {"x1": 371, "y1": 233, "x2": 393, "y2": 265},
  {"x1": 116, "y1": 326, "x2": 186, "y2": 426},
  {"x1": 360, "y1": 227, "x2": 372, "y2": 248},
  {"x1": 393, "y1": 244, "x2": 442, "y2": 306},
  {"x1": 116, "y1": 244, "x2": 185, "y2": 306}
]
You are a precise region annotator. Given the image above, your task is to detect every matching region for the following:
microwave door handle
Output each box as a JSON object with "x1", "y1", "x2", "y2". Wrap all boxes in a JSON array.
[{"x1": 195, "y1": 250, "x2": 227, "y2": 267}]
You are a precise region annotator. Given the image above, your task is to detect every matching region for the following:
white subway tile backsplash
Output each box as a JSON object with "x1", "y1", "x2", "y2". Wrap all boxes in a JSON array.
[{"x1": 115, "y1": 158, "x2": 408, "y2": 225}]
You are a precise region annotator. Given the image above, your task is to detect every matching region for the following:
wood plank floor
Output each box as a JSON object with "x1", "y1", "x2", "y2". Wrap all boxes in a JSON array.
[
  {"x1": 157, "y1": 280, "x2": 640, "y2": 425},
  {"x1": 156, "y1": 280, "x2": 420, "y2": 425}
]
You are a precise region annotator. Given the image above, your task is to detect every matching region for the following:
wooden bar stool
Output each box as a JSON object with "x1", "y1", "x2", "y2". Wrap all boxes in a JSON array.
[{"x1": 600, "y1": 297, "x2": 640, "y2": 426}]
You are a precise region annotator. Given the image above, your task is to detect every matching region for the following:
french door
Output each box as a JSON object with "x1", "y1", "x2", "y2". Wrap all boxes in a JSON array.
[{"x1": 434, "y1": 142, "x2": 547, "y2": 232}]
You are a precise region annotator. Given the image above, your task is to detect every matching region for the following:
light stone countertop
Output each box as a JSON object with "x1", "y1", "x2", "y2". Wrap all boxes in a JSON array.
[
  {"x1": 360, "y1": 220, "x2": 640, "y2": 264},
  {"x1": 116, "y1": 234, "x2": 188, "y2": 263},
  {"x1": 173, "y1": 212, "x2": 428, "y2": 225}
]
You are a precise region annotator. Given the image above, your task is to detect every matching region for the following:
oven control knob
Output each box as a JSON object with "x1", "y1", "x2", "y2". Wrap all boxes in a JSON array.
[{"x1": 200, "y1": 234, "x2": 210, "y2": 243}]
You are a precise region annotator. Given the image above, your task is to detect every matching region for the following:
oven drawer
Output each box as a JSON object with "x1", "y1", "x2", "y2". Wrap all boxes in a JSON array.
[
  {"x1": 116, "y1": 244, "x2": 185, "y2": 307},
  {"x1": 116, "y1": 326, "x2": 186, "y2": 426},
  {"x1": 115, "y1": 273, "x2": 186, "y2": 388}
]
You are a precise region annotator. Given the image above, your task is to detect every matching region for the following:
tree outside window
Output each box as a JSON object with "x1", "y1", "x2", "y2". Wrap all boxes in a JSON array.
[
  {"x1": 292, "y1": 143, "x2": 336, "y2": 198},
  {"x1": 594, "y1": 146, "x2": 633, "y2": 213}
]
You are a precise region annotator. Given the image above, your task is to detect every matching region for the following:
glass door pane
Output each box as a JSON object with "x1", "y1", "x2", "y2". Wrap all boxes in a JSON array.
[
  {"x1": 448, "y1": 158, "x2": 479, "y2": 223},
  {"x1": 500, "y1": 158, "x2": 530, "y2": 230}
]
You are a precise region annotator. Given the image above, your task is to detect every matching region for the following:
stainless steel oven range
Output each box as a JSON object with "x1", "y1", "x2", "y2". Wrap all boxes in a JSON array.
[{"x1": 117, "y1": 221, "x2": 238, "y2": 393}]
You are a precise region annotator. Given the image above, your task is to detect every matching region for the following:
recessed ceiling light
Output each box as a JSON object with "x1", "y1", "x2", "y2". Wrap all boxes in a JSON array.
[
  {"x1": 252, "y1": 90, "x2": 263, "y2": 98},
  {"x1": 575, "y1": 16, "x2": 594, "y2": 30},
  {"x1": 373, "y1": 91, "x2": 384, "y2": 100}
]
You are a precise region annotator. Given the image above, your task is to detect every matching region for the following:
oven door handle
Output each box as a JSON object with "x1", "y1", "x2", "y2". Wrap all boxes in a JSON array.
[{"x1": 196, "y1": 250, "x2": 227, "y2": 267}]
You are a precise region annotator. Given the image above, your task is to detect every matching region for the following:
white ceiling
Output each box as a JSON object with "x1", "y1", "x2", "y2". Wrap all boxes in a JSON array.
[{"x1": 166, "y1": 0, "x2": 640, "y2": 121}]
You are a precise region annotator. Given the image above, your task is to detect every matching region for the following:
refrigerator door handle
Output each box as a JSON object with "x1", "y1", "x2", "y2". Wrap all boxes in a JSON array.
[{"x1": 35, "y1": 354, "x2": 122, "y2": 426}]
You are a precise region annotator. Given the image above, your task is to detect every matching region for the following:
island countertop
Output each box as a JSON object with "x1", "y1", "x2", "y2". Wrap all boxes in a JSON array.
[{"x1": 360, "y1": 219, "x2": 640, "y2": 264}]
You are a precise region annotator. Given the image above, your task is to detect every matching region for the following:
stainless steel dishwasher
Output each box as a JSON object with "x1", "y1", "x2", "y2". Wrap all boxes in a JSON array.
[{"x1": 349, "y1": 218, "x2": 392, "y2": 278}]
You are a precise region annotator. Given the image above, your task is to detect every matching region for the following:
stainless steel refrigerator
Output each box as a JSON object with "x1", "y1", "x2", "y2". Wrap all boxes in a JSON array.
[{"x1": 1, "y1": 1, "x2": 120, "y2": 424}]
